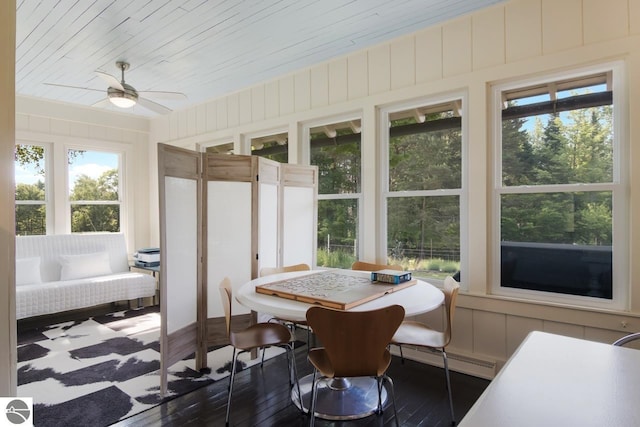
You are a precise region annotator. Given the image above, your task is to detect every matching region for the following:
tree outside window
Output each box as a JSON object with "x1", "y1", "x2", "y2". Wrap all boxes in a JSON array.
[
  {"x1": 15, "y1": 144, "x2": 47, "y2": 235},
  {"x1": 385, "y1": 103, "x2": 463, "y2": 280},
  {"x1": 310, "y1": 121, "x2": 361, "y2": 268},
  {"x1": 497, "y1": 71, "x2": 617, "y2": 300},
  {"x1": 68, "y1": 149, "x2": 121, "y2": 233}
]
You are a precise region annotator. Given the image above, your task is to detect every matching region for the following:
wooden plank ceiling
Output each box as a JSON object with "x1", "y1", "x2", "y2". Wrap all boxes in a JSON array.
[{"x1": 16, "y1": 0, "x2": 505, "y2": 116}]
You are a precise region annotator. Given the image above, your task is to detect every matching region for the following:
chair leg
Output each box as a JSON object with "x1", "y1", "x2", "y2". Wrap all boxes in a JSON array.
[
  {"x1": 383, "y1": 375, "x2": 400, "y2": 427},
  {"x1": 225, "y1": 348, "x2": 239, "y2": 426},
  {"x1": 398, "y1": 344, "x2": 405, "y2": 364},
  {"x1": 442, "y1": 350, "x2": 456, "y2": 425}
]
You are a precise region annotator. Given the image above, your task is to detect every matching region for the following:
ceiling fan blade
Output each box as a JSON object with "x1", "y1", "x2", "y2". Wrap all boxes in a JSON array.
[
  {"x1": 95, "y1": 71, "x2": 124, "y2": 91},
  {"x1": 92, "y1": 98, "x2": 111, "y2": 108},
  {"x1": 137, "y1": 97, "x2": 172, "y2": 114},
  {"x1": 43, "y1": 82, "x2": 104, "y2": 93},
  {"x1": 137, "y1": 90, "x2": 187, "y2": 101}
]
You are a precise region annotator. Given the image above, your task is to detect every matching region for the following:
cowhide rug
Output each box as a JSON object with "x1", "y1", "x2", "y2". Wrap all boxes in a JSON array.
[{"x1": 17, "y1": 306, "x2": 289, "y2": 427}]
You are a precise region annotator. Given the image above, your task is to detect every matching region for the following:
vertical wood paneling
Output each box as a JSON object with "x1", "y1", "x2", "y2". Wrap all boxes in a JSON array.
[
  {"x1": 216, "y1": 98, "x2": 228, "y2": 130},
  {"x1": 294, "y1": 70, "x2": 311, "y2": 112},
  {"x1": 89, "y1": 125, "x2": 108, "y2": 141},
  {"x1": 251, "y1": 86, "x2": 265, "y2": 122},
  {"x1": 390, "y1": 36, "x2": 415, "y2": 90},
  {"x1": 348, "y1": 52, "x2": 368, "y2": 100},
  {"x1": 631, "y1": 0, "x2": 640, "y2": 34},
  {"x1": 472, "y1": 6, "x2": 505, "y2": 70},
  {"x1": 506, "y1": 0, "x2": 542, "y2": 62},
  {"x1": 238, "y1": 89, "x2": 252, "y2": 125},
  {"x1": 543, "y1": 320, "x2": 584, "y2": 339},
  {"x1": 310, "y1": 64, "x2": 329, "y2": 108},
  {"x1": 473, "y1": 311, "x2": 507, "y2": 359},
  {"x1": 69, "y1": 122, "x2": 90, "y2": 138},
  {"x1": 15, "y1": 114, "x2": 28, "y2": 131},
  {"x1": 443, "y1": 17, "x2": 472, "y2": 77},
  {"x1": 505, "y1": 315, "x2": 543, "y2": 356},
  {"x1": 196, "y1": 105, "x2": 206, "y2": 135},
  {"x1": 187, "y1": 108, "x2": 197, "y2": 136},
  {"x1": 584, "y1": 327, "x2": 622, "y2": 344},
  {"x1": 328, "y1": 58, "x2": 348, "y2": 104},
  {"x1": 227, "y1": 93, "x2": 240, "y2": 127},
  {"x1": 542, "y1": 0, "x2": 583, "y2": 54},
  {"x1": 205, "y1": 102, "x2": 217, "y2": 132},
  {"x1": 169, "y1": 114, "x2": 178, "y2": 140},
  {"x1": 106, "y1": 127, "x2": 124, "y2": 142},
  {"x1": 583, "y1": 0, "x2": 628, "y2": 44},
  {"x1": 279, "y1": 75, "x2": 295, "y2": 116},
  {"x1": 50, "y1": 120, "x2": 70, "y2": 136},
  {"x1": 177, "y1": 110, "x2": 188, "y2": 138},
  {"x1": 451, "y1": 306, "x2": 473, "y2": 350},
  {"x1": 368, "y1": 45, "x2": 391, "y2": 95},
  {"x1": 416, "y1": 26, "x2": 443, "y2": 83},
  {"x1": 265, "y1": 81, "x2": 280, "y2": 119},
  {"x1": 29, "y1": 116, "x2": 50, "y2": 133}
]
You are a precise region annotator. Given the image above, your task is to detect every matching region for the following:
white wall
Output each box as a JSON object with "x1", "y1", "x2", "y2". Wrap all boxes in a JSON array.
[
  {"x1": 150, "y1": 0, "x2": 640, "y2": 375},
  {"x1": 15, "y1": 96, "x2": 152, "y2": 254}
]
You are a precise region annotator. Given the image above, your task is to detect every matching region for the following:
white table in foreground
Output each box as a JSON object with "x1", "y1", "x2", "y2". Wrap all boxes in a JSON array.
[
  {"x1": 236, "y1": 269, "x2": 444, "y2": 421},
  {"x1": 459, "y1": 331, "x2": 640, "y2": 427}
]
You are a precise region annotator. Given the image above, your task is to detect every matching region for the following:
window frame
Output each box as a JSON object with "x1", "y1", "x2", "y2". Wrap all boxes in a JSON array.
[
  {"x1": 490, "y1": 61, "x2": 629, "y2": 310},
  {"x1": 379, "y1": 92, "x2": 468, "y2": 287},
  {"x1": 14, "y1": 141, "x2": 53, "y2": 235},
  {"x1": 302, "y1": 113, "x2": 364, "y2": 264},
  {"x1": 65, "y1": 146, "x2": 124, "y2": 234}
]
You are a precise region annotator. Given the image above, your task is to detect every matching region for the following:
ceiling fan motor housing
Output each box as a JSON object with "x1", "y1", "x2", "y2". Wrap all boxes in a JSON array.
[{"x1": 108, "y1": 83, "x2": 138, "y2": 106}]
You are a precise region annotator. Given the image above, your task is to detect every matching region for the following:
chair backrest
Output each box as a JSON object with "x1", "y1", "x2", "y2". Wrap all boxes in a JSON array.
[
  {"x1": 443, "y1": 275, "x2": 460, "y2": 346},
  {"x1": 259, "y1": 263, "x2": 311, "y2": 277},
  {"x1": 306, "y1": 305, "x2": 405, "y2": 377},
  {"x1": 613, "y1": 332, "x2": 640, "y2": 347},
  {"x1": 219, "y1": 277, "x2": 233, "y2": 337},
  {"x1": 351, "y1": 260, "x2": 403, "y2": 272}
]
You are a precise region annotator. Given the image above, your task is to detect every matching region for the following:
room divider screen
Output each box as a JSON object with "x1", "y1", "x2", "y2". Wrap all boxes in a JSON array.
[{"x1": 157, "y1": 143, "x2": 317, "y2": 394}]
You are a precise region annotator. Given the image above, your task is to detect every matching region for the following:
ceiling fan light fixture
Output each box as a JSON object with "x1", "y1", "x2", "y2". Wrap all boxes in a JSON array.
[{"x1": 108, "y1": 91, "x2": 137, "y2": 108}]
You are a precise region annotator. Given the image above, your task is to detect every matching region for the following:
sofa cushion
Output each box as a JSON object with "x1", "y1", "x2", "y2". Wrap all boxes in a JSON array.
[
  {"x1": 16, "y1": 257, "x2": 42, "y2": 286},
  {"x1": 59, "y1": 251, "x2": 112, "y2": 280}
]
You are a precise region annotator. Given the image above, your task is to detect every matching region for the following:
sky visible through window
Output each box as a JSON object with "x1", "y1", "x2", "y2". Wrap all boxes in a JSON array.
[{"x1": 14, "y1": 150, "x2": 118, "y2": 191}]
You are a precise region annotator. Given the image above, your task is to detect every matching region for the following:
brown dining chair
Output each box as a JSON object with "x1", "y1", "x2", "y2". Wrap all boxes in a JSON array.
[
  {"x1": 259, "y1": 263, "x2": 313, "y2": 350},
  {"x1": 219, "y1": 277, "x2": 301, "y2": 426},
  {"x1": 305, "y1": 305, "x2": 405, "y2": 426},
  {"x1": 391, "y1": 275, "x2": 460, "y2": 425},
  {"x1": 351, "y1": 260, "x2": 403, "y2": 272}
]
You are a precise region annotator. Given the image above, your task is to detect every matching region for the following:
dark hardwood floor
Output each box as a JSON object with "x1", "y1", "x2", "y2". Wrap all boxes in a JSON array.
[{"x1": 112, "y1": 340, "x2": 489, "y2": 426}]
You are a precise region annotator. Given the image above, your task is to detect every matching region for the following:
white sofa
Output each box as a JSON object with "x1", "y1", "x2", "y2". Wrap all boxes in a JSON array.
[{"x1": 15, "y1": 233, "x2": 156, "y2": 319}]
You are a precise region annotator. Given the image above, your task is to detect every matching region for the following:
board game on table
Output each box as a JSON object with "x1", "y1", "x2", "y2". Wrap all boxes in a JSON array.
[{"x1": 255, "y1": 269, "x2": 417, "y2": 310}]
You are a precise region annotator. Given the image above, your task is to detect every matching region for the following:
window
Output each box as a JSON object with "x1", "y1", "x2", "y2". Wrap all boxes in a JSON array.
[
  {"x1": 382, "y1": 100, "x2": 464, "y2": 282},
  {"x1": 205, "y1": 142, "x2": 234, "y2": 155},
  {"x1": 15, "y1": 143, "x2": 49, "y2": 235},
  {"x1": 251, "y1": 132, "x2": 288, "y2": 163},
  {"x1": 494, "y1": 64, "x2": 626, "y2": 307},
  {"x1": 309, "y1": 120, "x2": 361, "y2": 268},
  {"x1": 68, "y1": 149, "x2": 121, "y2": 233}
]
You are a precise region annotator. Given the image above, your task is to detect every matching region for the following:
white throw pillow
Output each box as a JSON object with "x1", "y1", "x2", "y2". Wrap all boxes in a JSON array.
[
  {"x1": 16, "y1": 257, "x2": 42, "y2": 286},
  {"x1": 59, "y1": 251, "x2": 112, "y2": 280}
]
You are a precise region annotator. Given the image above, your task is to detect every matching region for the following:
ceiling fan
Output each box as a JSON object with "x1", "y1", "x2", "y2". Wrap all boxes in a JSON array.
[{"x1": 44, "y1": 61, "x2": 187, "y2": 114}]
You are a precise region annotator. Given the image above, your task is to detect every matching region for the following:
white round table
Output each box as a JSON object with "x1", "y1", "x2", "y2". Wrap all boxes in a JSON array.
[{"x1": 236, "y1": 269, "x2": 445, "y2": 421}]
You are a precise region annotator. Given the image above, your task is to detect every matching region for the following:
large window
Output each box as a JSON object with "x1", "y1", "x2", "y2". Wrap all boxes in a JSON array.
[
  {"x1": 68, "y1": 149, "x2": 121, "y2": 233},
  {"x1": 383, "y1": 100, "x2": 464, "y2": 282},
  {"x1": 494, "y1": 64, "x2": 626, "y2": 307},
  {"x1": 309, "y1": 120, "x2": 361, "y2": 268},
  {"x1": 15, "y1": 143, "x2": 49, "y2": 235}
]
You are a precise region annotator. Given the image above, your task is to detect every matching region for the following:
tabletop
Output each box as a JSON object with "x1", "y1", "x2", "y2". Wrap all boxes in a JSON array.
[
  {"x1": 459, "y1": 330, "x2": 640, "y2": 427},
  {"x1": 235, "y1": 269, "x2": 444, "y2": 322}
]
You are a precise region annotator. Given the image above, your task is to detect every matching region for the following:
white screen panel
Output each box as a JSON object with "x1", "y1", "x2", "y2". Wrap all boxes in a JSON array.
[
  {"x1": 207, "y1": 181, "x2": 252, "y2": 317},
  {"x1": 259, "y1": 182, "x2": 279, "y2": 269},
  {"x1": 283, "y1": 186, "x2": 314, "y2": 266},
  {"x1": 165, "y1": 176, "x2": 198, "y2": 334}
]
